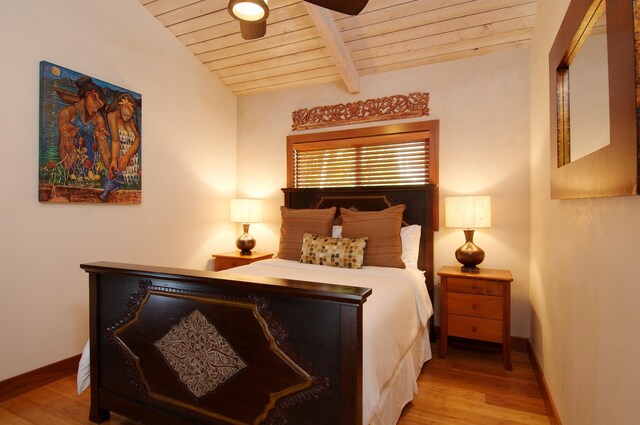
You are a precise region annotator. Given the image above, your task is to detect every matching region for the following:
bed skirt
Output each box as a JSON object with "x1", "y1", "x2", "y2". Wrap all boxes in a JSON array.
[{"x1": 369, "y1": 325, "x2": 431, "y2": 425}]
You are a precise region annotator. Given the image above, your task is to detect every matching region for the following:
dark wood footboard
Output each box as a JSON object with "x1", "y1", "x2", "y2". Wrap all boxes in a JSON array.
[{"x1": 82, "y1": 262, "x2": 371, "y2": 425}]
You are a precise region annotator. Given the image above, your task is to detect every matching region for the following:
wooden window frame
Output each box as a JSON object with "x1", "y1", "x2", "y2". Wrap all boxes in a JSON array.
[{"x1": 286, "y1": 120, "x2": 439, "y2": 228}]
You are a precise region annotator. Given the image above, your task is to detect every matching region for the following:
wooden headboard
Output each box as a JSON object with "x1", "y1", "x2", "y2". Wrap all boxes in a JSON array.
[{"x1": 282, "y1": 184, "x2": 437, "y2": 310}]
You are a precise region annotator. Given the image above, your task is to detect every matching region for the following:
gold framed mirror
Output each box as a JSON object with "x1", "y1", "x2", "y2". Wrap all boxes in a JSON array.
[{"x1": 549, "y1": 0, "x2": 639, "y2": 199}]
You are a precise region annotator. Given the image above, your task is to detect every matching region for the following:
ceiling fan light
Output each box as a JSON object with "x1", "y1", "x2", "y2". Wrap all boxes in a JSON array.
[
  {"x1": 228, "y1": 0, "x2": 269, "y2": 22},
  {"x1": 239, "y1": 20, "x2": 267, "y2": 39}
]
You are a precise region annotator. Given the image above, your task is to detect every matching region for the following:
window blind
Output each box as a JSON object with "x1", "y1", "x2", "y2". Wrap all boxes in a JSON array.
[{"x1": 293, "y1": 140, "x2": 430, "y2": 188}]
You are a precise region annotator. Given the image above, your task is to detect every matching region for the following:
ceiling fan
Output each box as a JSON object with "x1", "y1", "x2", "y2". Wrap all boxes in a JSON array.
[{"x1": 228, "y1": 0, "x2": 369, "y2": 40}]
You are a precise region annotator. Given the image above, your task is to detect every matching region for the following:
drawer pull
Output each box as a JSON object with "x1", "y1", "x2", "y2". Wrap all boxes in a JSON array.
[
  {"x1": 472, "y1": 326, "x2": 477, "y2": 333},
  {"x1": 472, "y1": 304, "x2": 478, "y2": 310}
]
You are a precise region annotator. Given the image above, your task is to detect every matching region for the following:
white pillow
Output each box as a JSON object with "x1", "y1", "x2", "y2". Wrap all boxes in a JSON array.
[
  {"x1": 77, "y1": 340, "x2": 91, "y2": 394},
  {"x1": 401, "y1": 225, "x2": 421, "y2": 269}
]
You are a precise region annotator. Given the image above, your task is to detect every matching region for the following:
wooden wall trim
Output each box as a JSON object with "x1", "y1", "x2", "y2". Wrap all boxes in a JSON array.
[
  {"x1": 291, "y1": 92, "x2": 430, "y2": 131},
  {"x1": 0, "y1": 354, "x2": 81, "y2": 402},
  {"x1": 527, "y1": 341, "x2": 562, "y2": 425}
]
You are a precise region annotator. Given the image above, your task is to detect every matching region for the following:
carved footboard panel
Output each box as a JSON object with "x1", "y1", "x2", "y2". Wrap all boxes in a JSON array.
[{"x1": 82, "y1": 262, "x2": 371, "y2": 425}]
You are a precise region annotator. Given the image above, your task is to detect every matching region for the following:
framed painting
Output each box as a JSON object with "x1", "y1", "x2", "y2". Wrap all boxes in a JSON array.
[{"x1": 39, "y1": 61, "x2": 142, "y2": 203}]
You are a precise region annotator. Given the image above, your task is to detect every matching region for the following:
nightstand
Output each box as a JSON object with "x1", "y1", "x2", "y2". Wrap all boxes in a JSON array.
[
  {"x1": 212, "y1": 251, "x2": 273, "y2": 271},
  {"x1": 438, "y1": 265, "x2": 513, "y2": 370}
]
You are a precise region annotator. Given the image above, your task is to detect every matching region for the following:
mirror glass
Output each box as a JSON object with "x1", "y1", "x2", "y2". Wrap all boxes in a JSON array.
[{"x1": 568, "y1": 11, "x2": 609, "y2": 162}]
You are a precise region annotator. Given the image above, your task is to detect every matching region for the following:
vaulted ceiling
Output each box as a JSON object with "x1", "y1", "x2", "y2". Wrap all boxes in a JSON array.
[{"x1": 139, "y1": 0, "x2": 538, "y2": 96}]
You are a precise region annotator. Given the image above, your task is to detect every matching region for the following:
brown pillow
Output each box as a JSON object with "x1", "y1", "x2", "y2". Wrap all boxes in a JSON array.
[
  {"x1": 300, "y1": 233, "x2": 368, "y2": 269},
  {"x1": 340, "y1": 204, "x2": 406, "y2": 268},
  {"x1": 277, "y1": 207, "x2": 336, "y2": 260}
]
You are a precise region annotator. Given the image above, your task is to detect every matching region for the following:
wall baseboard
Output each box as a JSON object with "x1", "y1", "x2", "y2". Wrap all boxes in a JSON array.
[
  {"x1": 527, "y1": 341, "x2": 562, "y2": 425},
  {"x1": 0, "y1": 354, "x2": 81, "y2": 403}
]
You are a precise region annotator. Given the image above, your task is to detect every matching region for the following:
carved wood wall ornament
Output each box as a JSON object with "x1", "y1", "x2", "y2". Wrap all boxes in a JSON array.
[{"x1": 291, "y1": 92, "x2": 430, "y2": 131}]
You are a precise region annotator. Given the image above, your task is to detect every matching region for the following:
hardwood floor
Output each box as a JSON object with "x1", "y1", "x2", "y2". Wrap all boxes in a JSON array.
[
  {"x1": 397, "y1": 341, "x2": 551, "y2": 425},
  {"x1": 0, "y1": 342, "x2": 551, "y2": 425}
]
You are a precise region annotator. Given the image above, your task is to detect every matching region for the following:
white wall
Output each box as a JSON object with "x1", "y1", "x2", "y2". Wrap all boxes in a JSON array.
[
  {"x1": 0, "y1": 0, "x2": 237, "y2": 380},
  {"x1": 530, "y1": 1, "x2": 640, "y2": 424},
  {"x1": 237, "y1": 49, "x2": 531, "y2": 337}
]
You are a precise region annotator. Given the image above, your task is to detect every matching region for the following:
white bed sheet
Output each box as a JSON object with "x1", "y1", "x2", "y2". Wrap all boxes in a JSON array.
[{"x1": 220, "y1": 259, "x2": 433, "y2": 425}]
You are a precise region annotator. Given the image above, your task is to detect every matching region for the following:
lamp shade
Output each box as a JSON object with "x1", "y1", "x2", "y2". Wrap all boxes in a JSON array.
[
  {"x1": 230, "y1": 199, "x2": 263, "y2": 223},
  {"x1": 445, "y1": 196, "x2": 491, "y2": 229}
]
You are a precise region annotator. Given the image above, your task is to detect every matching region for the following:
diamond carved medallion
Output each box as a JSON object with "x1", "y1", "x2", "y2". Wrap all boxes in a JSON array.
[{"x1": 154, "y1": 309, "x2": 246, "y2": 398}]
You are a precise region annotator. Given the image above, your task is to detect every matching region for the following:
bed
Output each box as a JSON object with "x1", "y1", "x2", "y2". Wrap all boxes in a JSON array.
[{"x1": 81, "y1": 184, "x2": 437, "y2": 425}]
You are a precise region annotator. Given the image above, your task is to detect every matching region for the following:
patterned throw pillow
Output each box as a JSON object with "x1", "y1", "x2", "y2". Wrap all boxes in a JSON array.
[{"x1": 300, "y1": 233, "x2": 368, "y2": 269}]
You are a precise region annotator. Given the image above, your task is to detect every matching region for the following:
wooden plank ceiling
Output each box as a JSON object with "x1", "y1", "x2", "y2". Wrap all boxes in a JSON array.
[{"x1": 139, "y1": 0, "x2": 538, "y2": 96}]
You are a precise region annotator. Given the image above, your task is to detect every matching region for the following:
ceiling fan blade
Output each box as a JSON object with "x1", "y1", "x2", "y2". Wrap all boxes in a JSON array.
[{"x1": 304, "y1": 0, "x2": 369, "y2": 15}]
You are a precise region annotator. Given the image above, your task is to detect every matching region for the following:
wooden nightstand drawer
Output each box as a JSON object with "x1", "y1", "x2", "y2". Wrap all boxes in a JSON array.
[
  {"x1": 447, "y1": 293, "x2": 503, "y2": 320},
  {"x1": 212, "y1": 252, "x2": 273, "y2": 272},
  {"x1": 438, "y1": 266, "x2": 513, "y2": 370},
  {"x1": 216, "y1": 258, "x2": 246, "y2": 270},
  {"x1": 448, "y1": 314, "x2": 503, "y2": 343},
  {"x1": 448, "y1": 277, "x2": 504, "y2": 296}
]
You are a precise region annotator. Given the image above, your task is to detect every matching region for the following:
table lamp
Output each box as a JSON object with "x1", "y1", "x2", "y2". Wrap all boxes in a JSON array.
[
  {"x1": 230, "y1": 198, "x2": 263, "y2": 255},
  {"x1": 445, "y1": 195, "x2": 491, "y2": 272}
]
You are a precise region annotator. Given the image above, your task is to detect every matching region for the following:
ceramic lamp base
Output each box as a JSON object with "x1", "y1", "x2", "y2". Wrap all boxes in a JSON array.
[
  {"x1": 236, "y1": 223, "x2": 256, "y2": 255},
  {"x1": 455, "y1": 229, "x2": 485, "y2": 273}
]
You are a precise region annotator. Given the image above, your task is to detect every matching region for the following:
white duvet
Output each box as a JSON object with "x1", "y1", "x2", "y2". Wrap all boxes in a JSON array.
[{"x1": 220, "y1": 259, "x2": 433, "y2": 425}]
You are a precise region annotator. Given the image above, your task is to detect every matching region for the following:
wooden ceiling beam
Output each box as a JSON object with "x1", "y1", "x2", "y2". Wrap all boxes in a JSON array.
[{"x1": 303, "y1": 2, "x2": 360, "y2": 94}]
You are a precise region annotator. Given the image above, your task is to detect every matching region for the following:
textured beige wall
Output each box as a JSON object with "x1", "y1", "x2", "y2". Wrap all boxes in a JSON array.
[
  {"x1": 237, "y1": 48, "x2": 531, "y2": 337},
  {"x1": 0, "y1": 0, "x2": 237, "y2": 380},
  {"x1": 530, "y1": 1, "x2": 640, "y2": 424}
]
